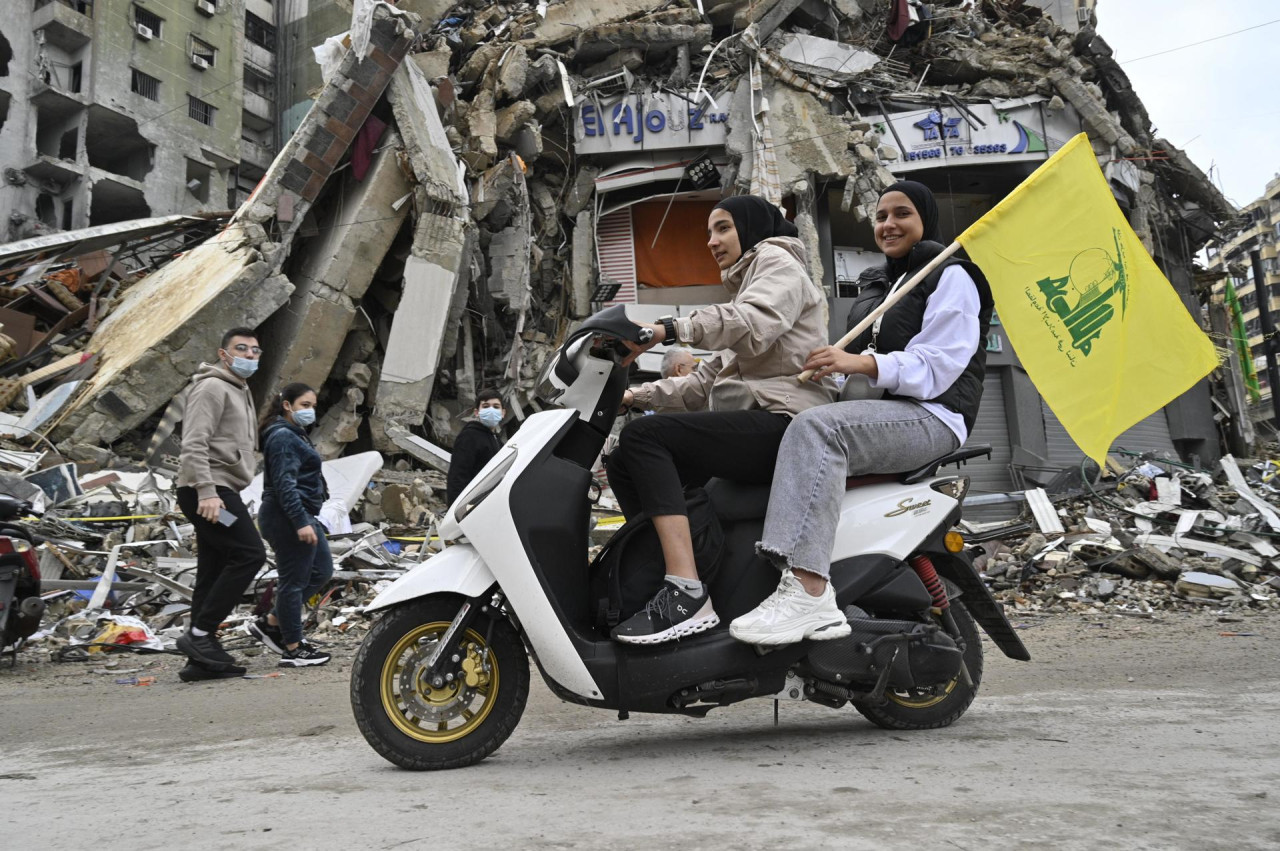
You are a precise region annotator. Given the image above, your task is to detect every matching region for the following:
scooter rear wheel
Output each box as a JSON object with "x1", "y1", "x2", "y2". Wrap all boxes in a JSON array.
[
  {"x1": 852, "y1": 600, "x2": 984, "y2": 730},
  {"x1": 351, "y1": 595, "x2": 529, "y2": 770}
]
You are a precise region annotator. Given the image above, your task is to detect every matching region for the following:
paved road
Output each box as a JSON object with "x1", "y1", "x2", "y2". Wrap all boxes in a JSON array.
[{"x1": 5, "y1": 612, "x2": 1279, "y2": 850}]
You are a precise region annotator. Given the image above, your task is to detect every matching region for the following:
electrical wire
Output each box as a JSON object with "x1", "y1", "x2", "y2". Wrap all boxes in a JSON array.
[{"x1": 1119, "y1": 17, "x2": 1280, "y2": 65}]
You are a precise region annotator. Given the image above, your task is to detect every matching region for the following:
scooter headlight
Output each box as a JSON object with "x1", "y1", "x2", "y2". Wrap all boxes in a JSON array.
[{"x1": 453, "y1": 449, "x2": 518, "y2": 522}]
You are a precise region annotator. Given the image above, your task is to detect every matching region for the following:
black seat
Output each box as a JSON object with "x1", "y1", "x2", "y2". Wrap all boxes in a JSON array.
[
  {"x1": 705, "y1": 478, "x2": 771, "y2": 522},
  {"x1": 900, "y1": 444, "x2": 992, "y2": 484}
]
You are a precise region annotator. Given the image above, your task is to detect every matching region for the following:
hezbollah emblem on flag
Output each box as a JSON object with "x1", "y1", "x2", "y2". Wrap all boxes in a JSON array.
[
  {"x1": 957, "y1": 133, "x2": 1218, "y2": 464},
  {"x1": 1031, "y1": 234, "x2": 1129, "y2": 365}
]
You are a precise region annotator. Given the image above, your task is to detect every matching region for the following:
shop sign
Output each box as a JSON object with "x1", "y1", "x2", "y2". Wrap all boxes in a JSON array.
[
  {"x1": 871, "y1": 99, "x2": 1082, "y2": 172},
  {"x1": 575, "y1": 92, "x2": 730, "y2": 154}
]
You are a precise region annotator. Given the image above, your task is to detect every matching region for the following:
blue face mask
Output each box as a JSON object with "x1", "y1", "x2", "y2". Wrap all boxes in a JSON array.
[
  {"x1": 292, "y1": 407, "x2": 317, "y2": 427},
  {"x1": 229, "y1": 356, "x2": 259, "y2": 378},
  {"x1": 478, "y1": 407, "x2": 503, "y2": 429}
]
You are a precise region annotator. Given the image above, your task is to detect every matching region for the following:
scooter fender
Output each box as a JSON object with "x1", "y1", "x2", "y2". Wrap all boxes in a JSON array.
[{"x1": 362, "y1": 543, "x2": 495, "y2": 614}]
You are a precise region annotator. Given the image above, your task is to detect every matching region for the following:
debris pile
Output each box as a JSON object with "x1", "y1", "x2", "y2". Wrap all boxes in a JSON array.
[{"x1": 972, "y1": 452, "x2": 1280, "y2": 617}]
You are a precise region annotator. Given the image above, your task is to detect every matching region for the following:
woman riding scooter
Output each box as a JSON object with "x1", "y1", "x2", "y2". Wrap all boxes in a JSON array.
[
  {"x1": 731, "y1": 181, "x2": 994, "y2": 645},
  {"x1": 607, "y1": 195, "x2": 833, "y2": 644}
]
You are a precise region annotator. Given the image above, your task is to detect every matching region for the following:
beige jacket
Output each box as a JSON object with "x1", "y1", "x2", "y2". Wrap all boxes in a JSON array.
[
  {"x1": 176, "y1": 362, "x2": 259, "y2": 500},
  {"x1": 631, "y1": 237, "x2": 835, "y2": 415}
]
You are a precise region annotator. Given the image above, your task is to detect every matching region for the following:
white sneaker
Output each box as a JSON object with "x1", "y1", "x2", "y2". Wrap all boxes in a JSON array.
[{"x1": 730, "y1": 570, "x2": 852, "y2": 646}]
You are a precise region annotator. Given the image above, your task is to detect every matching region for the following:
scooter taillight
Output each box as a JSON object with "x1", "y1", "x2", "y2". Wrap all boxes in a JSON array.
[{"x1": 0, "y1": 536, "x2": 39, "y2": 581}]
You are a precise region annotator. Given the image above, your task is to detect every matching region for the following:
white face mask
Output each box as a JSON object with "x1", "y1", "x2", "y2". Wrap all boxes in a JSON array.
[
  {"x1": 228, "y1": 356, "x2": 259, "y2": 378},
  {"x1": 477, "y1": 407, "x2": 503, "y2": 429},
  {"x1": 292, "y1": 407, "x2": 317, "y2": 427}
]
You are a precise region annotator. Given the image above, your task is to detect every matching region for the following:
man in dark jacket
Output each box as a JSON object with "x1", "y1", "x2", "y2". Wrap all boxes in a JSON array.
[{"x1": 446, "y1": 388, "x2": 505, "y2": 506}]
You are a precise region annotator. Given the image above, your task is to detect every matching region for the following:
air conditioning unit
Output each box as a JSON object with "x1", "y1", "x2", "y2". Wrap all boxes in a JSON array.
[
  {"x1": 135, "y1": 24, "x2": 154, "y2": 41},
  {"x1": 1076, "y1": 6, "x2": 1090, "y2": 24},
  {"x1": 191, "y1": 55, "x2": 210, "y2": 70},
  {"x1": 196, "y1": 0, "x2": 216, "y2": 15}
]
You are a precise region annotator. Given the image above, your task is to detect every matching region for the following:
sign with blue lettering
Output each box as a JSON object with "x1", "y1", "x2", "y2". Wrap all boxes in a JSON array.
[
  {"x1": 575, "y1": 92, "x2": 730, "y2": 154},
  {"x1": 870, "y1": 98, "x2": 1083, "y2": 173}
]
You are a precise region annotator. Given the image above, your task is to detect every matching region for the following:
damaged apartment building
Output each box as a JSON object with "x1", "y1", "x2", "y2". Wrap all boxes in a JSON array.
[
  {"x1": 0, "y1": 0, "x2": 283, "y2": 240},
  {"x1": 0, "y1": 0, "x2": 1237, "y2": 516}
]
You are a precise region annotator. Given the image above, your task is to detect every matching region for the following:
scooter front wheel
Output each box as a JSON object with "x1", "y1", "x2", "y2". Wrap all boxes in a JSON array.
[{"x1": 350, "y1": 594, "x2": 529, "y2": 770}]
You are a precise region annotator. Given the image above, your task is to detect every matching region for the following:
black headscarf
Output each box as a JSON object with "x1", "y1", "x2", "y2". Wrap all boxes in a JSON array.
[
  {"x1": 879, "y1": 180, "x2": 942, "y2": 279},
  {"x1": 714, "y1": 195, "x2": 799, "y2": 257}
]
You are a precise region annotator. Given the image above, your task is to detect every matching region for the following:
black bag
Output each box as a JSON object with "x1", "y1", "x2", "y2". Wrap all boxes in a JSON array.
[{"x1": 591, "y1": 487, "x2": 726, "y2": 629}]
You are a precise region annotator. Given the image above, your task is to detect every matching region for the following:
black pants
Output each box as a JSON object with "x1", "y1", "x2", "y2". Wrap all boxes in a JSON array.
[
  {"x1": 176, "y1": 486, "x2": 267, "y2": 633},
  {"x1": 605, "y1": 410, "x2": 791, "y2": 519}
]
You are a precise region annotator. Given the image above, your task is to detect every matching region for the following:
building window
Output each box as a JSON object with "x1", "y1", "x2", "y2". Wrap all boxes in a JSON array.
[
  {"x1": 189, "y1": 36, "x2": 216, "y2": 68},
  {"x1": 245, "y1": 12, "x2": 277, "y2": 51},
  {"x1": 243, "y1": 67, "x2": 273, "y2": 97},
  {"x1": 130, "y1": 68, "x2": 159, "y2": 101},
  {"x1": 133, "y1": 5, "x2": 162, "y2": 36},
  {"x1": 188, "y1": 95, "x2": 215, "y2": 126}
]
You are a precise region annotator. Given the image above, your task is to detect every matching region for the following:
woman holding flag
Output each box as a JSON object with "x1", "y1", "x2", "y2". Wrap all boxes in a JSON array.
[{"x1": 730, "y1": 181, "x2": 996, "y2": 646}]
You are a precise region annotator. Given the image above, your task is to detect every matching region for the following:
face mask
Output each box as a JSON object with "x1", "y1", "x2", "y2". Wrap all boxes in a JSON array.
[
  {"x1": 292, "y1": 407, "x2": 317, "y2": 427},
  {"x1": 478, "y1": 407, "x2": 503, "y2": 429},
  {"x1": 229, "y1": 356, "x2": 259, "y2": 378}
]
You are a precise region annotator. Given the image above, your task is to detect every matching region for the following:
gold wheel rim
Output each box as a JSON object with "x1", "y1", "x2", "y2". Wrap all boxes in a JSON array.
[
  {"x1": 885, "y1": 676, "x2": 957, "y2": 709},
  {"x1": 379, "y1": 620, "x2": 500, "y2": 744}
]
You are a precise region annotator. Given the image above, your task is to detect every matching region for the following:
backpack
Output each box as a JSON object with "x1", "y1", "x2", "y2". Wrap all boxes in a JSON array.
[{"x1": 591, "y1": 487, "x2": 726, "y2": 630}]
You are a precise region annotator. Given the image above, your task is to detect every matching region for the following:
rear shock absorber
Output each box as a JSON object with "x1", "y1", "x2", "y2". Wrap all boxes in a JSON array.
[{"x1": 908, "y1": 554, "x2": 949, "y2": 610}]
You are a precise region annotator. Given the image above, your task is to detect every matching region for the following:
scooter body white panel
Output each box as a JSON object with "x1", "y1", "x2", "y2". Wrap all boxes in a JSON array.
[
  {"x1": 363, "y1": 543, "x2": 495, "y2": 613},
  {"x1": 457, "y1": 408, "x2": 604, "y2": 700},
  {"x1": 830, "y1": 481, "x2": 959, "y2": 563}
]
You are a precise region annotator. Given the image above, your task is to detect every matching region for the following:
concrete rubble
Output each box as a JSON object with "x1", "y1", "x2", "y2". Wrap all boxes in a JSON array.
[{"x1": 0, "y1": 1, "x2": 1259, "y2": 659}]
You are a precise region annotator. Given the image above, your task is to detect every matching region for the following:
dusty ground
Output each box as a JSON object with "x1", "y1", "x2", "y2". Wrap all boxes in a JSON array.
[{"x1": 4, "y1": 610, "x2": 1279, "y2": 851}]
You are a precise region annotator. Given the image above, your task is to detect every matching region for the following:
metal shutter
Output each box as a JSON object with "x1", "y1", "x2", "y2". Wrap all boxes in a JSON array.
[
  {"x1": 964, "y1": 369, "x2": 1019, "y2": 521},
  {"x1": 1043, "y1": 401, "x2": 1177, "y2": 468},
  {"x1": 597, "y1": 208, "x2": 637, "y2": 306}
]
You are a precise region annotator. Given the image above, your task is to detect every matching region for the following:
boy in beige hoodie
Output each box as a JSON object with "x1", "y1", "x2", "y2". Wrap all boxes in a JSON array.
[{"x1": 174, "y1": 327, "x2": 267, "y2": 679}]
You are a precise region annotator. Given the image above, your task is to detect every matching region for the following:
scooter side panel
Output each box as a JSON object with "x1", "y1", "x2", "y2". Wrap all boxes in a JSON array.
[
  {"x1": 829, "y1": 481, "x2": 960, "y2": 562},
  {"x1": 460, "y1": 410, "x2": 606, "y2": 701},
  {"x1": 362, "y1": 543, "x2": 496, "y2": 613}
]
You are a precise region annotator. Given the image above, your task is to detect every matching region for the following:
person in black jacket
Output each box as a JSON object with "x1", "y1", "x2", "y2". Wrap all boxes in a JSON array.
[
  {"x1": 246, "y1": 383, "x2": 333, "y2": 667},
  {"x1": 446, "y1": 388, "x2": 505, "y2": 506}
]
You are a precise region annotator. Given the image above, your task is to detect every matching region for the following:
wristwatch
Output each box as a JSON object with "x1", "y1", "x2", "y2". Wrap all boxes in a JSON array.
[{"x1": 658, "y1": 315, "x2": 677, "y2": 343}]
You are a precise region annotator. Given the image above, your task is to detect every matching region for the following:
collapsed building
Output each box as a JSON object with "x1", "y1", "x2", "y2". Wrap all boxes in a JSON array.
[{"x1": 0, "y1": 0, "x2": 1240, "y2": 520}]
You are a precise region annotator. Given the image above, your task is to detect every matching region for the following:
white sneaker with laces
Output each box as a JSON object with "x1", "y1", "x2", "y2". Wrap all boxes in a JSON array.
[{"x1": 730, "y1": 569, "x2": 852, "y2": 646}]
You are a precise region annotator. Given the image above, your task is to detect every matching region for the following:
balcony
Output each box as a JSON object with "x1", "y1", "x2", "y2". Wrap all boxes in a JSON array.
[
  {"x1": 24, "y1": 154, "x2": 83, "y2": 186},
  {"x1": 244, "y1": 41, "x2": 276, "y2": 75},
  {"x1": 32, "y1": 0, "x2": 93, "y2": 52},
  {"x1": 242, "y1": 90, "x2": 274, "y2": 127},
  {"x1": 239, "y1": 138, "x2": 276, "y2": 171}
]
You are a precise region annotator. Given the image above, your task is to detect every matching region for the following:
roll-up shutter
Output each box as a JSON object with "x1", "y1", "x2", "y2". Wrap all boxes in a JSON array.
[
  {"x1": 1043, "y1": 401, "x2": 1178, "y2": 469},
  {"x1": 964, "y1": 369, "x2": 1019, "y2": 521}
]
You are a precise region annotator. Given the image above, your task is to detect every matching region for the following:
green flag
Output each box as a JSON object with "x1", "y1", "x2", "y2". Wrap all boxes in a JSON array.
[{"x1": 1224, "y1": 278, "x2": 1262, "y2": 403}]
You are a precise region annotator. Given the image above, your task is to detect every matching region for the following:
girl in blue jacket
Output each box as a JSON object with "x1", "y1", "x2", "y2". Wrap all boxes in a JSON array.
[{"x1": 248, "y1": 383, "x2": 333, "y2": 667}]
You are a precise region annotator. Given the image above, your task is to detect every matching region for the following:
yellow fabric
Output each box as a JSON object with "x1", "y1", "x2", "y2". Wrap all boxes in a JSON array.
[{"x1": 956, "y1": 133, "x2": 1218, "y2": 464}]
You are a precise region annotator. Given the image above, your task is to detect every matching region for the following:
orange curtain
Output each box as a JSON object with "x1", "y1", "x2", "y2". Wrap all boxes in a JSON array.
[{"x1": 632, "y1": 200, "x2": 723, "y2": 288}]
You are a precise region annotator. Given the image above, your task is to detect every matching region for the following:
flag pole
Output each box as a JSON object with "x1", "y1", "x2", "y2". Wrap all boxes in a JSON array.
[{"x1": 799, "y1": 240, "x2": 963, "y2": 382}]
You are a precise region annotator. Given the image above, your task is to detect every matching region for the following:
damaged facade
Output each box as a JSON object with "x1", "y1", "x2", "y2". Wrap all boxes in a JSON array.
[
  {"x1": 0, "y1": 0, "x2": 1241, "y2": 523},
  {"x1": 0, "y1": 0, "x2": 282, "y2": 241}
]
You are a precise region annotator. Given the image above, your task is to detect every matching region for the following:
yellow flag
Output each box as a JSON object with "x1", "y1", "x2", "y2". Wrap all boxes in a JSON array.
[{"x1": 956, "y1": 133, "x2": 1218, "y2": 464}]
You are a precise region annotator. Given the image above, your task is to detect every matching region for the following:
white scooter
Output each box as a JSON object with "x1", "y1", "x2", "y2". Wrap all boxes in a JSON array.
[{"x1": 350, "y1": 306, "x2": 1029, "y2": 770}]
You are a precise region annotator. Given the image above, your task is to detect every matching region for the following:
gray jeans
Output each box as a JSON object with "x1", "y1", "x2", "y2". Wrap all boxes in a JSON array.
[{"x1": 759, "y1": 400, "x2": 960, "y2": 579}]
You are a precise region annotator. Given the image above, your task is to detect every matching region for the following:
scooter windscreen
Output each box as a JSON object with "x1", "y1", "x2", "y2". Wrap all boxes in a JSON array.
[{"x1": 536, "y1": 305, "x2": 650, "y2": 405}]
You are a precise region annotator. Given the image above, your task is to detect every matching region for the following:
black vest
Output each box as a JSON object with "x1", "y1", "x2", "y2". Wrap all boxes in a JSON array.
[{"x1": 844, "y1": 241, "x2": 994, "y2": 434}]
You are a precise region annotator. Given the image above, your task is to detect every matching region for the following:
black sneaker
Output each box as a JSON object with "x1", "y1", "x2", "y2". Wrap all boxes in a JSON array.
[
  {"x1": 246, "y1": 617, "x2": 285, "y2": 655},
  {"x1": 279, "y1": 641, "x2": 331, "y2": 667},
  {"x1": 177, "y1": 630, "x2": 238, "y2": 670},
  {"x1": 179, "y1": 661, "x2": 246, "y2": 682},
  {"x1": 611, "y1": 581, "x2": 719, "y2": 645}
]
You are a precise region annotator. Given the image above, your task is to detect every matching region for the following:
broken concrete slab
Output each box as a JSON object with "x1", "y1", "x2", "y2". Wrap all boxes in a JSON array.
[
  {"x1": 371, "y1": 213, "x2": 470, "y2": 441},
  {"x1": 52, "y1": 226, "x2": 295, "y2": 448},
  {"x1": 387, "y1": 60, "x2": 468, "y2": 205},
  {"x1": 257, "y1": 133, "x2": 414, "y2": 395},
  {"x1": 386, "y1": 425, "x2": 451, "y2": 473},
  {"x1": 771, "y1": 33, "x2": 880, "y2": 82}
]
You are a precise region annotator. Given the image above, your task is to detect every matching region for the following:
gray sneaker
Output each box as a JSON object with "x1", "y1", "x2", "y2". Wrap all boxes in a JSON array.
[{"x1": 279, "y1": 641, "x2": 331, "y2": 667}]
